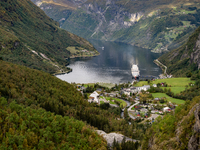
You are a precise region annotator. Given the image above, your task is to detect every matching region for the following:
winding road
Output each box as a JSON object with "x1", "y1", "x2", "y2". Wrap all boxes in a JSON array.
[
  {"x1": 127, "y1": 101, "x2": 140, "y2": 120},
  {"x1": 155, "y1": 59, "x2": 167, "y2": 75}
]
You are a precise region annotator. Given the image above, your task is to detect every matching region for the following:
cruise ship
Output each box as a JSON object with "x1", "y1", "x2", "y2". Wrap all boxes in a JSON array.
[{"x1": 131, "y1": 65, "x2": 140, "y2": 80}]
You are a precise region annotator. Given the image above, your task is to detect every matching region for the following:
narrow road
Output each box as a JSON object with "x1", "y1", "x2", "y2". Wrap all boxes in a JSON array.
[
  {"x1": 155, "y1": 59, "x2": 167, "y2": 75},
  {"x1": 127, "y1": 101, "x2": 140, "y2": 120}
]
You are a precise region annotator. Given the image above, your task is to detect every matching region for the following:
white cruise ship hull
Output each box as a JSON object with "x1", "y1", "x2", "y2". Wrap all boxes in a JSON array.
[{"x1": 131, "y1": 65, "x2": 140, "y2": 80}]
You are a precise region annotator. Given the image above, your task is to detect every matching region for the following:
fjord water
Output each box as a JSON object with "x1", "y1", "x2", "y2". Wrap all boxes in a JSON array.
[{"x1": 56, "y1": 40, "x2": 162, "y2": 84}]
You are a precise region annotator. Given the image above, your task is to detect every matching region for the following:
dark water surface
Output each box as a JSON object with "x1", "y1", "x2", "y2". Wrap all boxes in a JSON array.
[{"x1": 56, "y1": 40, "x2": 162, "y2": 84}]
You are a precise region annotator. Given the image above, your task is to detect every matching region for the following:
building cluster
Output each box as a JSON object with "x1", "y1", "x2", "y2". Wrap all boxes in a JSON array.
[{"x1": 121, "y1": 85, "x2": 152, "y2": 96}]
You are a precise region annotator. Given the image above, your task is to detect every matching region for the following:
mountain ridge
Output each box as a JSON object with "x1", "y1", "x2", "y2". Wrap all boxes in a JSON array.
[
  {"x1": 32, "y1": 0, "x2": 200, "y2": 52},
  {"x1": 0, "y1": 0, "x2": 99, "y2": 74}
]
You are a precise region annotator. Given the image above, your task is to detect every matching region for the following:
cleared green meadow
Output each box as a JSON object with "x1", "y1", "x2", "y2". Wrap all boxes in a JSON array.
[
  {"x1": 152, "y1": 93, "x2": 185, "y2": 104},
  {"x1": 161, "y1": 87, "x2": 186, "y2": 94},
  {"x1": 105, "y1": 97, "x2": 127, "y2": 108},
  {"x1": 134, "y1": 78, "x2": 194, "y2": 87}
]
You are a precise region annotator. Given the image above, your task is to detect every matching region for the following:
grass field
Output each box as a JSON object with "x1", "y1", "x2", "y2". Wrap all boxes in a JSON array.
[
  {"x1": 105, "y1": 97, "x2": 127, "y2": 108},
  {"x1": 134, "y1": 78, "x2": 194, "y2": 87},
  {"x1": 81, "y1": 83, "x2": 115, "y2": 88},
  {"x1": 152, "y1": 93, "x2": 185, "y2": 104},
  {"x1": 66, "y1": 46, "x2": 80, "y2": 54},
  {"x1": 161, "y1": 87, "x2": 186, "y2": 94}
]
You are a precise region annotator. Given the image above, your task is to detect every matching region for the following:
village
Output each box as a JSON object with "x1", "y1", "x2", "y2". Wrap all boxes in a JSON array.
[{"x1": 75, "y1": 80, "x2": 178, "y2": 123}]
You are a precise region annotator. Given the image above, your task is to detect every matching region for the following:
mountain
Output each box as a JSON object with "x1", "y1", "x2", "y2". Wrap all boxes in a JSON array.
[
  {"x1": 31, "y1": 0, "x2": 200, "y2": 52},
  {"x1": 158, "y1": 26, "x2": 200, "y2": 77},
  {"x1": 0, "y1": 0, "x2": 99, "y2": 74}
]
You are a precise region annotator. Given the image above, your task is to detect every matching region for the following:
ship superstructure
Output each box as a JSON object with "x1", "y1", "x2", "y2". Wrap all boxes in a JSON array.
[{"x1": 131, "y1": 65, "x2": 140, "y2": 80}]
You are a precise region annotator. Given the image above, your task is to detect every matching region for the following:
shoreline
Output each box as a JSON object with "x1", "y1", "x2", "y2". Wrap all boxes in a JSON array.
[
  {"x1": 53, "y1": 53, "x2": 99, "y2": 76},
  {"x1": 68, "y1": 53, "x2": 99, "y2": 59}
]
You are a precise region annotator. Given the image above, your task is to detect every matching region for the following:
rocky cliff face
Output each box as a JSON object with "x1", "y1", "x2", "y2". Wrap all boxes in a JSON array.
[
  {"x1": 185, "y1": 103, "x2": 200, "y2": 150},
  {"x1": 191, "y1": 33, "x2": 200, "y2": 69}
]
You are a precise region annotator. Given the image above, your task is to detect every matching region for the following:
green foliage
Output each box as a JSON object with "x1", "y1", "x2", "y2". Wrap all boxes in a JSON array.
[
  {"x1": 158, "y1": 26, "x2": 200, "y2": 77},
  {"x1": 40, "y1": 0, "x2": 200, "y2": 51},
  {"x1": 152, "y1": 93, "x2": 185, "y2": 104},
  {"x1": 0, "y1": 60, "x2": 147, "y2": 141},
  {"x1": 0, "y1": 0, "x2": 98, "y2": 74},
  {"x1": 141, "y1": 96, "x2": 200, "y2": 149},
  {"x1": 112, "y1": 137, "x2": 139, "y2": 150},
  {"x1": 135, "y1": 78, "x2": 194, "y2": 87},
  {"x1": 0, "y1": 98, "x2": 107, "y2": 149}
]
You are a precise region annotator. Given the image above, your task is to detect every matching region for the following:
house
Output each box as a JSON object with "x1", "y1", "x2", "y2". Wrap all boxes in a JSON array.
[
  {"x1": 130, "y1": 87, "x2": 138, "y2": 93},
  {"x1": 161, "y1": 83, "x2": 165, "y2": 86},
  {"x1": 121, "y1": 90, "x2": 130, "y2": 96},
  {"x1": 137, "y1": 85, "x2": 150, "y2": 92},
  {"x1": 121, "y1": 87, "x2": 138, "y2": 96},
  {"x1": 140, "y1": 108, "x2": 148, "y2": 113},
  {"x1": 154, "y1": 98, "x2": 160, "y2": 101},
  {"x1": 153, "y1": 84, "x2": 157, "y2": 87},
  {"x1": 163, "y1": 107, "x2": 171, "y2": 112},
  {"x1": 96, "y1": 89, "x2": 102, "y2": 93},
  {"x1": 108, "y1": 93, "x2": 116, "y2": 97},
  {"x1": 77, "y1": 85, "x2": 82, "y2": 88},
  {"x1": 88, "y1": 91, "x2": 100, "y2": 104}
]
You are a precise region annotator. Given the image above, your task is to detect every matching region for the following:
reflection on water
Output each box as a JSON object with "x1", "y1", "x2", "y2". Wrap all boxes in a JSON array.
[{"x1": 56, "y1": 40, "x2": 162, "y2": 84}]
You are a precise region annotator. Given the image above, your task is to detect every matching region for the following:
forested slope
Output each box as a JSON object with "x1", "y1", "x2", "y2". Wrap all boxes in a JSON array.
[
  {"x1": 0, "y1": 98, "x2": 107, "y2": 149},
  {"x1": 158, "y1": 26, "x2": 200, "y2": 77},
  {"x1": 0, "y1": 0, "x2": 98, "y2": 74},
  {"x1": 0, "y1": 60, "x2": 148, "y2": 144},
  {"x1": 141, "y1": 96, "x2": 200, "y2": 150}
]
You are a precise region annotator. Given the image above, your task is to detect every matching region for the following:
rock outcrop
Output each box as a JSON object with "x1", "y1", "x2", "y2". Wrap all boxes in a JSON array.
[
  {"x1": 96, "y1": 130, "x2": 138, "y2": 147},
  {"x1": 187, "y1": 104, "x2": 200, "y2": 150},
  {"x1": 191, "y1": 33, "x2": 200, "y2": 69}
]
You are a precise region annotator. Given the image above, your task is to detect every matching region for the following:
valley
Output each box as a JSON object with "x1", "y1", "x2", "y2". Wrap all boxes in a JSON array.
[
  {"x1": 0, "y1": 0, "x2": 200, "y2": 149},
  {"x1": 32, "y1": 0, "x2": 200, "y2": 52}
]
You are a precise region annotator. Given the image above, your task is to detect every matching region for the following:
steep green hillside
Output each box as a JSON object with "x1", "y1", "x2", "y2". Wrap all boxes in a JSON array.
[
  {"x1": 141, "y1": 96, "x2": 200, "y2": 150},
  {"x1": 0, "y1": 0, "x2": 99, "y2": 74},
  {"x1": 32, "y1": 0, "x2": 200, "y2": 52},
  {"x1": 158, "y1": 26, "x2": 200, "y2": 77},
  {"x1": 0, "y1": 99, "x2": 107, "y2": 149},
  {"x1": 0, "y1": 60, "x2": 148, "y2": 143}
]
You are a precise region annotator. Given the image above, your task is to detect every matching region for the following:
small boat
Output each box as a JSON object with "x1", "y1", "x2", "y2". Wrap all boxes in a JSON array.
[{"x1": 102, "y1": 47, "x2": 104, "y2": 50}]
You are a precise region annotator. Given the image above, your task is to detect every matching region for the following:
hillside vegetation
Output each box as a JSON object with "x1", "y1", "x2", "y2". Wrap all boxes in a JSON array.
[
  {"x1": 32, "y1": 0, "x2": 200, "y2": 52},
  {"x1": 0, "y1": 0, "x2": 98, "y2": 74},
  {"x1": 0, "y1": 60, "x2": 149, "y2": 146},
  {"x1": 0, "y1": 98, "x2": 107, "y2": 149},
  {"x1": 141, "y1": 96, "x2": 200, "y2": 150},
  {"x1": 158, "y1": 26, "x2": 200, "y2": 77}
]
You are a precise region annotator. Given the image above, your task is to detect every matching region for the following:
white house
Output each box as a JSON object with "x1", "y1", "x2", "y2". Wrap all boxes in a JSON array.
[
  {"x1": 153, "y1": 84, "x2": 157, "y2": 87},
  {"x1": 137, "y1": 85, "x2": 150, "y2": 92},
  {"x1": 163, "y1": 107, "x2": 171, "y2": 112},
  {"x1": 130, "y1": 87, "x2": 138, "y2": 94},
  {"x1": 121, "y1": 90, "x2": 130, "y2": 96},
  {"x1": 88, "y1": 91, "x2": 100, "y2": 104}
]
